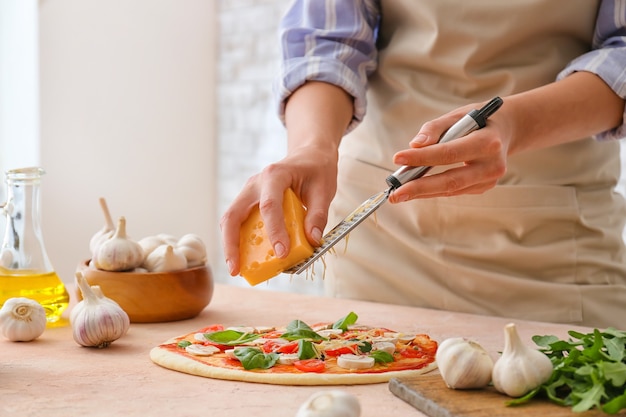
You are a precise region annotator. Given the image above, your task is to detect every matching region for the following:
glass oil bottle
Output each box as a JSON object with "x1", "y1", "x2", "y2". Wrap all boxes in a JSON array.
[{"x1": 0, "y1": 167, "x2": 69, "y2": 325}]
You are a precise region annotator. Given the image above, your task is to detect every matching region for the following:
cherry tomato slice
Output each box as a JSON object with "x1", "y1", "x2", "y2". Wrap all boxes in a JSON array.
[
  {"x1": 198, "y1": 324, "x2": 224, "y2": 333},
  {"x1": 276, "y1": 341, "x2": 299, "y2": 354},
  {"x1": 261, "y1": 330, "x2": 284, "y2": 339},
  {"x1": 413, "y1": 334, "x2": 438, "y2": 356},
  {"x1": 262, "y1": 340, "x2": 299, "y2": 354},
  {"x1": 324, "y1": 345, "x2": 358, "y2": 357},
  {"x1": 262, "y1": 340, "x2": 283, "y2": 353},
  {"x1": 399, "y1": 347, "x2": 428, "y2": 359},
  {"x1": 293, "y1": 359, "x2": 325, "y2": 373}
]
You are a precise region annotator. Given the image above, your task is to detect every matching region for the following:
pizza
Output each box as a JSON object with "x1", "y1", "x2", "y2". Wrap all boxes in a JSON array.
[{"x1": 150, "y1": 312, "x2": 438, "y2": 385}]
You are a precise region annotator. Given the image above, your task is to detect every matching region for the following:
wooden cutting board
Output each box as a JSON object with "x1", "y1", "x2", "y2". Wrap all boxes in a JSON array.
[{"x1": 389, "y1": 374, "x2": 625, "y2": 417}]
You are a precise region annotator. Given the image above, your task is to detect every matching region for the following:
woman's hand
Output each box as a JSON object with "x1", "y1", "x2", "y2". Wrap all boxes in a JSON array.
[
  {"x1": 388, "y1": 100, "x2": 512, "y2": 202},
  {"x1": 220, "y1": 146, "x2": 338, "y2": 277},
  {"x1": 220, "y1": 81, "x2": 353, "y2": 276},
  {"x1": 388, "y1": 71, "x2": 625, "y2": 203}
]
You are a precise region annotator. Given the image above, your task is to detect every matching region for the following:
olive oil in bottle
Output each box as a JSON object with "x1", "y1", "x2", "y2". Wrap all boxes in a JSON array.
[
  {"x1": 0, "y1": 168, "x2": 69, "y2": 325},
  {"x1": 0, "y1": 269, "x2": 69, "y2": 325}
]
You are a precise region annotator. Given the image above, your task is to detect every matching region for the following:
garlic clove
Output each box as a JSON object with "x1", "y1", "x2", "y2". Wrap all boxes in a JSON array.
[
  {"x1": 0, "y1": 297, "x2": 47, "y2": 342},
  {"x1": 296, "y1": 390, "x2": 361, "y2": 417},
  {"x1": 436, "y1": 337, "x2": 494, "y2": 389},
  {"x1": 492, "y1": 323, "x2": 554, "y2": 397},
  {"x1": 71, "y1": 272, "x2": 130, "y2": 348},
  {"x1": 143, "y1": 244, "x2": 188, "y2": 272},
  {"x1": 94, "y1": 216, "x2": 145, "y2": 272}
]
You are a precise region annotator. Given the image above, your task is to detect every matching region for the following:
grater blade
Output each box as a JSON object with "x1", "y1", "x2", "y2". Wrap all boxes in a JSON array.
[{"x1": 283, "y1": 187, "x2": 392, "y2": 275}]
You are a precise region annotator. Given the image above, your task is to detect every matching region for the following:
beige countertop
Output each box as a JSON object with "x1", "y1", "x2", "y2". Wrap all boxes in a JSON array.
[{"x1": 0, "y1": 283, "x2": 586, "y2": 417}]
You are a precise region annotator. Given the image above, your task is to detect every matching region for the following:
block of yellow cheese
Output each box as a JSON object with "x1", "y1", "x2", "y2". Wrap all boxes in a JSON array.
[{"x1": 239, "y1": 188, "x2": 314, "y2": 285}]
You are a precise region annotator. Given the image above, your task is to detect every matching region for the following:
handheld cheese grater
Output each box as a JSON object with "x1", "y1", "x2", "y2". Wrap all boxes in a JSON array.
[{"x1": 284, "y1": 96, "x2": 503, "y2": 275}]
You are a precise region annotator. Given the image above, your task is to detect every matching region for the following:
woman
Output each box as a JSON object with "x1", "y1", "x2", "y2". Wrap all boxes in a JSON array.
[{"x1": 221, "y1": 0, "x2": 626, "y2": 328}]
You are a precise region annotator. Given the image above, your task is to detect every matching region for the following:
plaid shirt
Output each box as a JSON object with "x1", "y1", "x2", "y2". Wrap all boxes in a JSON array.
[{"x1": 276, "y1": 0, "x2": 626, "y2": 140}]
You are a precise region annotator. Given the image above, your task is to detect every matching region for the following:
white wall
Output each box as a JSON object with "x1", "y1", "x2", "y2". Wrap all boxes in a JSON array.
[
  {"x1": 215, "y1": 0, "x2": 324, "y2": 294},
  {"x1": 38, "y1": 0, "x2": 218, "y2": 285},
  {"x1": 0, "y1": 0, "x2": 39, "y2": 177}
]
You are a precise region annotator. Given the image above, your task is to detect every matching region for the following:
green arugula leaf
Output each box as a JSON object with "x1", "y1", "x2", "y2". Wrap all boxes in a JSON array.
[
  {"x1": 581, "y1": 329, "x2": 605, "y2": 362},
  {"x1": 233, "y1": 347, "x2": 279, "y2": 370},
  {"x1": 526, "y1": 328, "x2": 626, "y2": 414},
  {"x1": 571, "y1": 380, "x2": 605, "y2": 413},
  {"x1": 204, "y1": 330, "x2": 260, "y2": 346},
  {"x1": 603, "y1": 391, "x2": 626, "y2": 414},
  {"x1": 604, "y1": 330, "x2": 626, "y2": 362},
  {"x1": 601, "y1": 361, "x2": 626, "y2": 387},
  {"x1": 332, "y1": 312, "x2": 358, "y2": 331}
]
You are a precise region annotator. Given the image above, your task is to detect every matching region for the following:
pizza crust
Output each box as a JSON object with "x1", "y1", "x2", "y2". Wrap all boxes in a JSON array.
[{"x1": 149, "y1": 345, "x2": 438, "y2": 386}]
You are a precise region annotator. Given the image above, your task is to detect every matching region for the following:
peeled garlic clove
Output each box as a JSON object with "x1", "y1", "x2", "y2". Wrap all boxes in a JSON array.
[
  {"x1": 143, "y1": 244, "x2": 188, "y2": 272},
  {"x1": 296, "y1": 390, "x2": 361, "y2": 417},
  {"x1": 492, "y1": 323, "x2": 554, "y2": 397},
  {"x1": 71, "y1": 272, "x2": 130, "y2": 348},
  {"x1": 176, "y1": 233, "x2": 207, "y2": 267},
  {"x1": 0, "y1": 297, "x2": 47, "y2": 342},
  {"x1": 94, "y1": 216, "x2": 145, "y2": 272},
  {"x1": 436, "y1": 337, "x2": 493, "y2": 389}
]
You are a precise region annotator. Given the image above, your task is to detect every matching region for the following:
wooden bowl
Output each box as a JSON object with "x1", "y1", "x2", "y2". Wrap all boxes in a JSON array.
[{"x1": 76, "y1": 260, "x2": 214, "y2": 323}]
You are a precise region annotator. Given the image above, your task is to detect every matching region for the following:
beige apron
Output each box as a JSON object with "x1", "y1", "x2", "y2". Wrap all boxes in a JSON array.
[{"x1": 326, "y1": 0, "x2": 626, "y2": 328}]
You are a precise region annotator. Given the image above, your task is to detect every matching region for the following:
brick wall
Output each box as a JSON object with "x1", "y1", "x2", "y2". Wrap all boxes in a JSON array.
[{"x1": 215, "y1": 0, "x2": 324, "y2": 295}]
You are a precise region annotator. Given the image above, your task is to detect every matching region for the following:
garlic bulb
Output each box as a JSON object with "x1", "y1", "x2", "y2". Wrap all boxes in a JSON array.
[
  {"x1": 138, "y1": 235, "x2": 167, "y2": 258},
  {"x1": 71, "y1": 272, "x2": 130, "y2": 348},
  {"x1": 436, "y1": 337, "x2": 494, "y2": 389},
  {"x1": 157, "y1": 233, "x2": 178, "y2": 245},
  {"x1": 492, "y1": 323, "x2": 553, "y2": 397},
  {"x1": 0, "y1": 297, "x2": 47, "y2": 342},
  {"x1": 89, "y1": 197, "x2": 115, "y2": 254},
  {"x1": 177, "y1": 233, "x2": 207, "y2": 267},
  {"x1": 144, "y1": 244, "x2": 187, "y2": 272},
  {"x1": 94, "y1": 216, "x2": 145, "y2": 272},
  {"x1": 296, "y1": 390, "x2": 361, "y2": 417}
]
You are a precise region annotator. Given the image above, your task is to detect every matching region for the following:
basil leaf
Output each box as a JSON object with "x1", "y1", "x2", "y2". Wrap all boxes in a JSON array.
[
  {"x1": 282, "y1": 329, "x2": 325, "y2": 342},
  {"x1": 281, "y1": 319, "x2": 325, "y2": 341},
  {"x1": 204, "y1": 330, "x2": 259, "y2": 346},
  {"x1": 332, "y1": 312, "x2": 358, "y2": 331},
  {"x1": 370, "y1": 350, "x2": 394, "y2": 364},
  {"x1": 286, "y1": 319, "x2": 314, "y2": 333},
  {"x1": 298, "y1": 340, "x2": 318, "y2": 360},
  {"x1": 233, "y1": 347, "x2": 279, "y2": 370},
  {"x1": 357, "y1": 340, "x2": 372, "y2": 354},
  {"x1": 177, "y1": 340, "x2": 192, "y2": 348}
]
